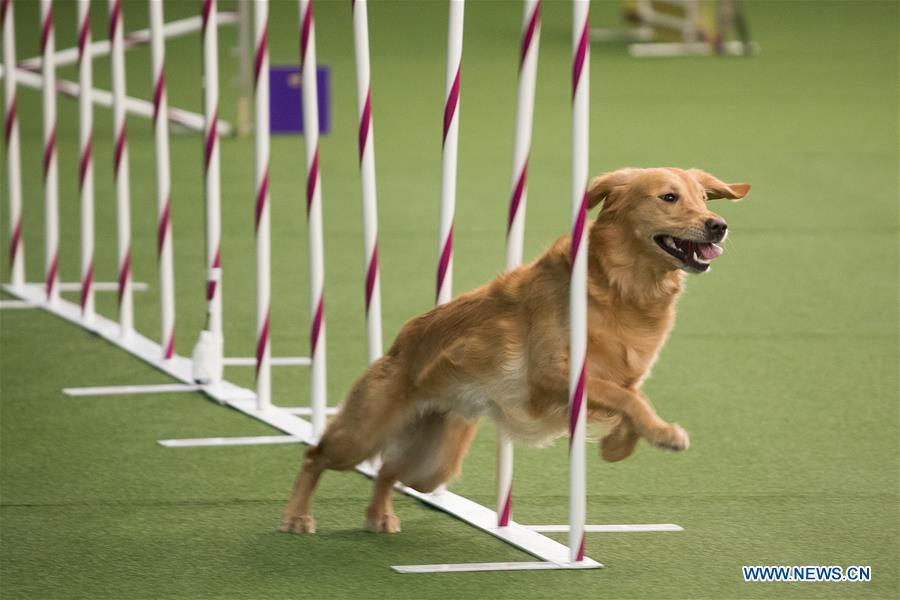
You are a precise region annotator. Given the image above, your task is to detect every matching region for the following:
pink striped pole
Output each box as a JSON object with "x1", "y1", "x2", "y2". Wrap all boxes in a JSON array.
[
  {"x1": 299, "y1": 0, "x2": 328, "y2": 437},
  {"x1": 497, "y1": 0, "x2": 541, "y2": 529},
  {"x1": 150, "y1": 0, "x2": 176, "y2": 359},
  {"x1": 351, "y1": 0, "x2": 383, "y2": 363},
  {"x1": 77, "y1": 0, "x2": 94, "y2": 320},
  {"x1": 109, "y1": 0, "x2": 134, "y2": 337},
  {"x1": 569, "y1": 0, "x2": 590, "y2": 565},
  {"x1": 2, "y1": 0, "x2": 24, "y2": 290},
  {"x1": 253, "y1": 0, "x2": 271, "y2": 410},
  {"x1": 436, "y1": 0, "x2": 464, "y2": 307},
  {"x1": 190, "y1": 0, "x2": 225, "y2": 376},
  {"x1": 40, "y1": 0, "x2": 60, "y2": 304},
  {"x1": 202, "y1": 0, "x2": 223, "y2": 344}
]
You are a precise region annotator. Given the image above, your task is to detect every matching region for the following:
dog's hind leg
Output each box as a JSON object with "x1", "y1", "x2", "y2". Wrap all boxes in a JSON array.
[
  {"x1": 363, "y1": 412, "x2": 479, "y2": 533},
  {"x1": 281, "y1": 357, "x2": 411, "y2": 534},
  {"x1": 364, "y1": 470, "x2": 401, "y2": 533}
]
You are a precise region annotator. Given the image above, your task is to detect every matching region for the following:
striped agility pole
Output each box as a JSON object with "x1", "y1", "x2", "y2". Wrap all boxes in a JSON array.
[
  {"x1": 40, "y1": 0, "x2": 60, "y2": 303},
  {"x1": 253, "y1": 0, "x2": 271, "y2": 411},
  {"x1": 149, "y1": 0, "x2": 176, "y2": 359},
  {"x1": 497, "y1": 0, "x2": 542, "y2": 529},
  {"x1": 436, "y1": 0, "x2": 464, "y2": 307},
  {"x1": 351, "y1": 0, "x2": 383, "y2": 364},
  {"x1": 569, "y1": 0, "x2": 590, "y2": 564},
  {"x1": 2, "y1": 0, "x2": 25, "y2": 290},
  {"x1": 201, "y1": 0, "x2": 223, "y2": 351},
  {"x1": 109, "y1": 0, "x2": 134, "y2": 337},
  {"x1": 299, "y1": 0, "x2": 328, "y2": 437},
  {"x1": 77, "y1": 0, "x2": 95, "y2": 320}
]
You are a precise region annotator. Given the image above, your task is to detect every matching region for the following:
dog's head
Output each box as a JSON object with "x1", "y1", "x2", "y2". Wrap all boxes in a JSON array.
[{"x1": 588, "y1": 167, "x2": 750, "y2": 273}]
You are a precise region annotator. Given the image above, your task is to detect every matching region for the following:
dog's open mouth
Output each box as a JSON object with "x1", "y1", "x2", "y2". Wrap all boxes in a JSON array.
[{"x1": 654, "y1": 235, "x2": 723, "y2": 272}]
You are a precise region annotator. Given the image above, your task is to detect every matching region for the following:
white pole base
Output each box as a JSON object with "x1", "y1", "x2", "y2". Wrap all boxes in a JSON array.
[
  {"x1": 158, "y1": 435, "x2": 302, "y2": 448},
  {"x1": 0, "y1": 300, "x2": 36, "y2": 309},
  {"x1": 527, "y1": 523, "x2": 683, "y2": 533},
  {"x1": 56, "y1": 281, "x2": 148, "y2": 292},
  {"x1": 392, "y1": 558, "x2": 602, "y2": 574},
  {"x1": 63, "y1": 383, "x2": 202, "y2": 397},
  {"x1": 223, "y1": 356, "x2": 311, "y2": 367},
  {"x1": 282, "y1": 406, "x2": 339, "y2": 416}
]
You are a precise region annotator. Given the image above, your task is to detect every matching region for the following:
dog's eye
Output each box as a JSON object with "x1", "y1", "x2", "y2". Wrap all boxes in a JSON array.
[{"x1": 659, "y1": 193, "x2": 678, "y2": 203}]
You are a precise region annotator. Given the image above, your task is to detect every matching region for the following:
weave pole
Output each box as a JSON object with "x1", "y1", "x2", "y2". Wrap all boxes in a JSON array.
[
  {"x1": 299, "y1": 0, "x2": 328, "y2": 437},
  {"x1": 351, "y1": 0, "x2": 383, "y2": 363},
  {"x1": 40, "y1": 0, "x2": 60, "y2": 304},
  {"x1": 190, "y1": 0, "x2": 224, "y2": 380},
  {"x1": 497, "y1": 0, "x2": 541, "y2": 528},
  {"x1": 109, "y1": 0, "x2": 134, "y2": 337},
  {"x1": 2, "y1": 0, "x2": 24, "y2": 290},
  {"x1": 569, "y1": 0, "x2": 590, "y2": 564},
  {"x1": 436, "y1": 0, "x2": 464, "y2": 306},
  {"x1": 149, "y1": 0, "x2": 176, "y2": 359},
  {"x1": 253, "y1": 0, "x2": 271, "y2": 411},
  {"x1": 76, "y1": 0, "x2": 95, "y2": 319}
]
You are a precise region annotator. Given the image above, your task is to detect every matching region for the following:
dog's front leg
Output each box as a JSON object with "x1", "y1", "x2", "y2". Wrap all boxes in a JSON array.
[{"x1": 585, "y1": 378, "x2": 689, "y2": 452}]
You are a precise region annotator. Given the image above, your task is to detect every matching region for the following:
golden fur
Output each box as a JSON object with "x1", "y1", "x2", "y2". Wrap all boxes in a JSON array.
[{"x1": 281, "y1": 167, "x2": 750, "y2": 534}]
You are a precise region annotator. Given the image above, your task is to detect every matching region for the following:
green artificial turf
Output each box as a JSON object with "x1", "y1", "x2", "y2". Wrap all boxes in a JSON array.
[{"x1": 1, "y1": 0, "x2": 898, "y2": 598}]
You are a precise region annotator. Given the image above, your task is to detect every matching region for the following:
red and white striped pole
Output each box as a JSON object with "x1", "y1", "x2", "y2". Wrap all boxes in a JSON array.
[
  {"x1": 202, "y1": 0, "x2": 222, "y2": 348},
  {"x1": 77, "y1": 0, "x2": 95, "y2": 320},
  {"x1": 569, "y1": 0, "x2": 590, "y2": 565},
  {"x1": 253, "y1": 0, "x2": 271, "y2": 411},
  {"x1": 351, "y1": 0, "x2": 383, "y2": 364},
  {"x1": 109, "y1": 0, "x2": 134, "y2": 337},
  {"x1": 40, "y1": 0, "x2": 60, "y2": 304},
  {"x1": 149, "y1": 0, "x2": 176, "y2": 359},
  {"x1": 436, "y1": 0, "x2": 464, "y2": 307},
  {"x1": 2, "y1": 0, "x2": 25, "y2": 290},
  {"x1": 299, "y1": 0, "x2": 327, "y2": 437},
  {"x1": 190, "y1": 0, "x2": 224, "y2": 380},
  {"x1": 497, "y1": 0, "x2": 541, "y2": 529}
]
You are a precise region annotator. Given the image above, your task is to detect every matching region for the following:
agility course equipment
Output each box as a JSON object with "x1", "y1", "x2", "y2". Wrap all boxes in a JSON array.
[
  {"x1": 497, "y1": 0, "x2": 541, "y2": 530},
  {"x1": 1, "y1": 0, "x2": 680, "y2": 573}
]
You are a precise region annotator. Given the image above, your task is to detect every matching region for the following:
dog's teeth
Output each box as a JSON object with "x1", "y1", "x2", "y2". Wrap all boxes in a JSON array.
[
  {"x1": 693, "y1": 251, "x2": 709, "y2": 264},
  {"x1": 665, "y1": 236, "x2": 677, "y2": 250}
]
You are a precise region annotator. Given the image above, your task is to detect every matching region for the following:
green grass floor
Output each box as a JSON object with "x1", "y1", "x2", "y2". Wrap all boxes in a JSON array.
[{"x1": 1, "y1": 0, "x2": 898, "y2": 598}]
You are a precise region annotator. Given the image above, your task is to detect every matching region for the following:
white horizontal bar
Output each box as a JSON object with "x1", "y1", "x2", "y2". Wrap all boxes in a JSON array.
[
  {"x1": 527, "y1": 523, "x2": 684, "y2": 533},
  {"x1": 629, "y1": 40, "x2": 757, "y2": 58},
  {"x1": 19, "y1": 12, "x2": 239, "y2": 71},
  {"x1": 158, "y1": 435, "x2": 303, "y2": 448},
  {"x1": 392, "y1": 559, "x2": 602, "y2": 574},
  {"x1": 57, "y1": 281, "x2": 148, "y2": 292},
  {"x1": 0, "y1": 67, "x2": 231, "y2": 135},
  {"x1": 282, "y1": 406, "x2": 339, "y2": 416},
  {"x1": 223, "y1": 356, "x2": 311, "y2": 366},
  {"x1": 0, "y1": 300, "x2": 36, "y2": 309},
  {"x1": 64, "y1": 383, "x2": 202, "y2": 396}
]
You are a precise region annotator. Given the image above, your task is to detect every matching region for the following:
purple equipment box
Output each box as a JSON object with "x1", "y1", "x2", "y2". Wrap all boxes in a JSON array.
[{"x1": 269, "y1": 65, "x2": 330, "y2": 135}]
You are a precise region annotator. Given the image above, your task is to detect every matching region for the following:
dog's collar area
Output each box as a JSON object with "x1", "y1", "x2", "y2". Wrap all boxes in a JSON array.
[{"x1": 653, "y1": 235, "x2": 723, "y2": 272}]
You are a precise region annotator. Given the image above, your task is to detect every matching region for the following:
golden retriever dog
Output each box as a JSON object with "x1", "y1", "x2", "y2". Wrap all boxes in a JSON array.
[{"x1": 281, "y1": 167, "x2": 750, "y2": 534}]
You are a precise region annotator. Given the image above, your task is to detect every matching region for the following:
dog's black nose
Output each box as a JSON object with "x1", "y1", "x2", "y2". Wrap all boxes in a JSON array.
[{"x1": 705, "y1": 218, "x2": 728, "y2": 237}]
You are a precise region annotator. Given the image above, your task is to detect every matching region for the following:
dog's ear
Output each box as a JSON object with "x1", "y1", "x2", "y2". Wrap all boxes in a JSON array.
[
  {"x1": 587, "y1": 168, "x2": 638, "y2": 210},
  {"x1": 687, "y1": 169, "x2": 751, "y2": 201}
]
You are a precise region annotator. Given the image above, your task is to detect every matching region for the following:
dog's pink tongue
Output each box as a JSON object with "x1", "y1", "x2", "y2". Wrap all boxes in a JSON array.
[{"x1": 697, "y1": 243, "x2": 724, "y2": 260}]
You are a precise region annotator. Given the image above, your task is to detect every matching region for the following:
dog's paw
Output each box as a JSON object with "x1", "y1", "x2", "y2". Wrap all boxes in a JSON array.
[
  {"x1": 601, "y1": 429, "x2": 640, "y2": 462},
  {"x1": 651, "y1": 423, "x2": 690, "y2": 452},
  {"x1": 364, "y1": 513, "x2": 401, "y2": 534},
  {"x1": 280, "y1": 514, "x2": 317, "y2": 534}
]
